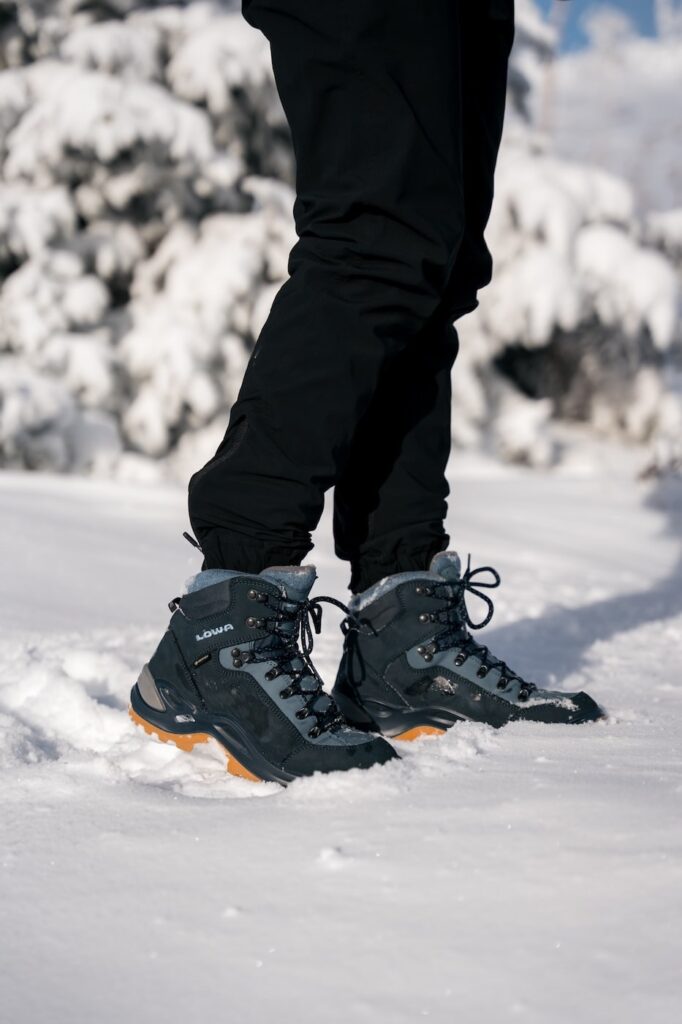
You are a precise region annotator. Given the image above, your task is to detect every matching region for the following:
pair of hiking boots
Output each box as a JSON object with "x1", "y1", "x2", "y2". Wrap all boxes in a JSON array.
[{"x1": 130, "y1": 551, "x2": 603, "y2": 784}]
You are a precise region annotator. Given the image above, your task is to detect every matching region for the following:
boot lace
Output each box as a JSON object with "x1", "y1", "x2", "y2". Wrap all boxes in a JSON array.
[
  {"x1": 236, "y1": 590, "x2": 352, "y2": 736},
  {"x1": 417, "y1": 558, "x2": 537, "y2": 702}
]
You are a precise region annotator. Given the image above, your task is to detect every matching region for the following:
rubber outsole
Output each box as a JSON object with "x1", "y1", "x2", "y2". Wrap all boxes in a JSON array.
[
  {"x1": 129, "y1": 682, "x2": 398, "y2": 785},
  {"x1": 333, "y1": 677, "x2": 605, "y2": 735},
  {"x1": 332, "y1": 687, "x2": 465, "y2": 739},
  {"x1": 129, "y1": 706, "x2": 262, "y2": 781},
  {"x1": 130, "y1": 681, "x2": 304, "y2": 785},
  {"x1": 393, "y1": 725, "x2": 447, "y2": 741}
]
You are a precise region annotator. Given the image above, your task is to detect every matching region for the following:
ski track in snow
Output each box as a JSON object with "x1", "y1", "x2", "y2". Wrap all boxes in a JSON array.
[{"x1": 0, "y1": 461, "x2": 681, "y2": 1024}]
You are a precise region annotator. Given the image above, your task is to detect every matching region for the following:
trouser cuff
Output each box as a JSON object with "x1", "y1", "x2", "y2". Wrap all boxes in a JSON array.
[
  {"x1": 349, "y1": 538, "x2": 448, "y2": 595},
  {"x1": 198, "y1": 528, "x2": 310, "y2": 574}
]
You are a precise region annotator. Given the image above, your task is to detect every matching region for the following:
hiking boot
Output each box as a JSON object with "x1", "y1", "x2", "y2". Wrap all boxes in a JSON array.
[
  {"x1": 130, "y1": 565, "x2": 397, "y2": 783},
  {"x1": 332, "y1": 552, "x2": 604, "y2": 737}
]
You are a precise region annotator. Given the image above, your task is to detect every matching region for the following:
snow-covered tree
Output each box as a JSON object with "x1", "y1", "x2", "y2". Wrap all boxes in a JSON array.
[
  {"x1": 0, "y1": 0, "x2": 679, "y2": 478},
  {"x1": 452, "y1": 0, "x2": 682, "y2": 467}
]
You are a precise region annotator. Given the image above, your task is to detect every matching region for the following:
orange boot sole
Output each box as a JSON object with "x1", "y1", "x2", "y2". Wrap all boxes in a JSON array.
[
  {"x1": 393, "y1": 724, "x2": 446, "y2": 741},
  {"x1": 129, "y1": 707, "x2": 262, "y2": 782}
]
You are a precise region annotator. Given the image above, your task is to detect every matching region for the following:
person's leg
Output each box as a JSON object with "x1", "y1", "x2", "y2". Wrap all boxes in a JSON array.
[
  {"x1": 445, "y1": 0, "x2": 516, "y2": 319},
  {"x1": 333, "y1": 0, "x2": 515, "y2": 594},
  {"x1": 331, "y1": 2, "x2": 601, "y2": 735},
  {"x1": 333, "y1": 316, "x2": 459, "y2": 594},
  {"x1": 188, "y1": 0, "x2": 468, "y2": 573}
]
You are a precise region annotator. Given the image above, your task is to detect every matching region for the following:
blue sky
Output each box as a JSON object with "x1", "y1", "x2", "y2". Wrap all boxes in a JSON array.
[{"x1": 537, "y1": 0, "x2": 658, "y2": 50}]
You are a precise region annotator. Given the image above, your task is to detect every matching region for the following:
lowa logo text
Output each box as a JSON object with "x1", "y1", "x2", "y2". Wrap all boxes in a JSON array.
[{"x1": 195, "y1": 623, "x2": 234, "y2": 641}]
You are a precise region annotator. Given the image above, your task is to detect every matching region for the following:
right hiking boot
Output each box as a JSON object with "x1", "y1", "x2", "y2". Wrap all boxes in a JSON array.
[
  {"x1": 332, "y1": 552, "x2": 604, "y2": 737},
  {"x1": 129, "y1": 564, "x2": 396, "y2": 785}
]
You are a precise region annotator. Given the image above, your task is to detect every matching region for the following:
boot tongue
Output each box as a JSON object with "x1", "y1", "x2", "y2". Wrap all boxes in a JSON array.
[
  {"x1": 429, "y1": 551, "x2": 462, "y2": 582},
  {"x1": 257, "y1": 564, "x2": 317, "y2": 648},
  {"x1": 429, "y1": 551, "x2": 469, "y2": 641},
  {"x1": 259, "y1": 564, "x2": 317, "y2": 602},
  {"x1": 258, "y1": 565, "x2": 332, "y2": 716}
]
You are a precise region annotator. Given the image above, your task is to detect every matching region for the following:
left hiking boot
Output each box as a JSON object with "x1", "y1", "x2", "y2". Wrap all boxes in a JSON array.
[
  {"x1": 130, "y1": 564, "x2": 397, "y2": 784},
  {"x1": 332, "y1": 551, "x2": 604, "y2": 738}
]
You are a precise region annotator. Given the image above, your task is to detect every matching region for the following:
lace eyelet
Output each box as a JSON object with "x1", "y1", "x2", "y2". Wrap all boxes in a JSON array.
[
  {"x1": 418, "y1": 613, "x2": 430, "y2": 623},
  {"x1": 296, "y1": 708, "x2": 310, "y2": 720},
  {"x1": 518, "y1": 689, "x2": 530, "y2": 703},
  {"x1": 477, "y1": 667, "x2": 488, "y2": 679},
  {"x1": 308, "y1": 726, "x2": 320, "y2": 739},
  {"x1": 265, "y1": 668, "x2": 278, "y2": 681},
  {"x1": 279, "y1": 687, "x2": 292, "y2": 699},
  {"x1": 245, "y1": 616, "x2": 262, "y2": 628},
  {"x1": 454, "y1": 654, "x2": 466, "y2": 667},
  {"x1": 247, "y1": 589, "x2": 257, "y2": 600},
  {"x1": 497, "y1": 677, "x2": 508, "y2": 690}
]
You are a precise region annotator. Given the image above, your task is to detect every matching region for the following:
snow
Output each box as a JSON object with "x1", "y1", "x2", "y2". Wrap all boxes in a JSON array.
[
  {"x1": 60, "y1": 18, "x2": 164, "y2": 81},
  {"x1": 167, "y1": 12, "x2": 275, "y2": 116},
  {"x1": 548, "y1": 26, "x2": 682, "y2": 214},
  {"x1": 0, "y1": 183, "x2": 75, "y2": 261},
  {"x1": 575, "y1": 224, "x2": 679, "y2": 351},
  {"x1": 1, "y1": 456, "x2": 681, "y2": 1023},
  {"x1": 4, "y1": 62, "x2": 215, "y2": 177},
  {"x1": 647, "y1": 207, "x2": 682, "y2": 260}
]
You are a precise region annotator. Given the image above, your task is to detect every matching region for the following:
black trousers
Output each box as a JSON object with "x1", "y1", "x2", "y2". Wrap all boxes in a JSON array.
[{"x1": 188, "y1": 0, "x2": 513, "y2": 593}]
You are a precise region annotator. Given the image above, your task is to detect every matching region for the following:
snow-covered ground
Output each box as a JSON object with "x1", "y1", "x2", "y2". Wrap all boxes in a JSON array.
[{"x1": 1, "y1": 455, "x2": 681, "y2": 1024}]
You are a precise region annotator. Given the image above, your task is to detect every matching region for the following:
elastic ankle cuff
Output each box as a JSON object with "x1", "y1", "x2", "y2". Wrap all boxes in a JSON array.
[
  {"x1": 198, "y1": 528, "x2": 311, "y2": 574},
  {"x1": 349, "y1": 539, "x2": 448, "y2": 594}
]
